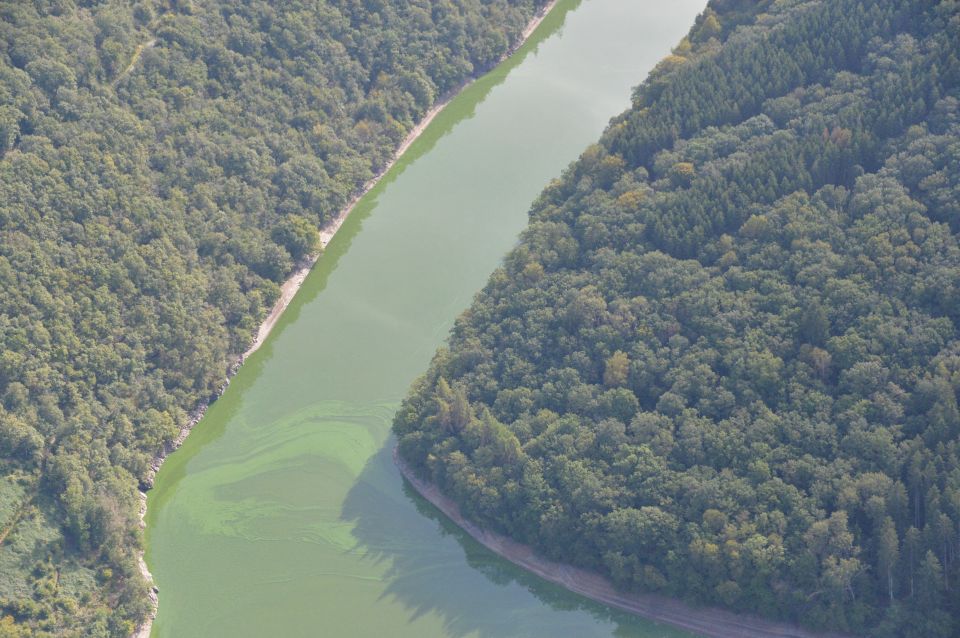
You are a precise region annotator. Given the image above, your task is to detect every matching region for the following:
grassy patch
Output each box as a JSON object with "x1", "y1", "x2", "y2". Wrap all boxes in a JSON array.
[
  {"x1": 0, "y1": 472, "x2": 30, "y2": 534},
  {"x1": 0, "y1": 491, "x2": 99, "y2": 633}
]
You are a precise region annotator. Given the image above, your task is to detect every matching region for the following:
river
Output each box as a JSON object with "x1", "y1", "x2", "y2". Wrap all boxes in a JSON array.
[{"x1": 144, "y1": 1, "x2": 706, "y2": 635}]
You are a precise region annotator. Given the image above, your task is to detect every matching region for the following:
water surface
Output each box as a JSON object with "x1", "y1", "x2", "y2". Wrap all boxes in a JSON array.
[{"x1": 145, "y1": 1, "x2": 706, "y2": 635}]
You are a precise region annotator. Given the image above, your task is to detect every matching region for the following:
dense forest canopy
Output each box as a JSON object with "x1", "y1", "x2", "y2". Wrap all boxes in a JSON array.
[
  {"x1": 0, "y1": 0, "x2": 545, "y2": 634},
  {"x1": 395, "y1": 0, "x2": 960, "y2": 636}
]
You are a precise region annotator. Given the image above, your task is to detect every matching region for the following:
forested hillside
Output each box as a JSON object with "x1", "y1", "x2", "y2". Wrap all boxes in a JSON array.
[
  {"x1": 395, "y1": 0, "x2": 960, "y2": 635},
  {"x1": 0, "y1": 0, "x2": 544, "y2": 634}
]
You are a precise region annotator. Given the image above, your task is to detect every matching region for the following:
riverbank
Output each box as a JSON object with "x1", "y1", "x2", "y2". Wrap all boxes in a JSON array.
[
  {"x1": 394, "y1": 448, "x2": 853, "y2": 638},
  {"x1": 131, "y1": 3, "x2": 557, "y2": 636},
  {"x1": 319, "y1": 0, "x2": 557, "y2": 247}
]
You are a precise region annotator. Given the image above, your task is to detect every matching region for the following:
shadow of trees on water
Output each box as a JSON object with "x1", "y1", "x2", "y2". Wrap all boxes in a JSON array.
[{"x1": 339, "y1": 442, "x2": 688, "y2": 638}]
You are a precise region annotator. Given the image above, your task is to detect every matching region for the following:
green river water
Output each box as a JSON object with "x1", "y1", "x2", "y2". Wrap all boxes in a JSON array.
[{"x1": 144, "y1": 1, "x2": 706, "y2": 635}]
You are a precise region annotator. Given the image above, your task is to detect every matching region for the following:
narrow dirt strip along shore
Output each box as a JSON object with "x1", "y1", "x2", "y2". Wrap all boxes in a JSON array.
[
  {"x1": 394, "y1": 448, "x2": 853, "y2": 638},
  {"x1": 132, "y1": 3, "x2": 557, "y2": 636}
]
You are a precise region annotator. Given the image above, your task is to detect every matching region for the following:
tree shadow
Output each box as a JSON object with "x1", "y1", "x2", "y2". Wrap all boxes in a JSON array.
[{"x1": 339, "y1": 440, "x2": 690, "y2": 638}]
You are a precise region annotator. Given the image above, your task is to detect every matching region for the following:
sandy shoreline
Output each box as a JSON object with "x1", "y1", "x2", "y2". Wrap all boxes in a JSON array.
[
  {"x1": 394, "y1": 448, "x2": 853, "y2": 638},
  {"x1": 131, "y1": 3, "x2": 557, "y2": 636},
  {"x1": 319, "y1": 0, "x2": 558, "y2": 247}
]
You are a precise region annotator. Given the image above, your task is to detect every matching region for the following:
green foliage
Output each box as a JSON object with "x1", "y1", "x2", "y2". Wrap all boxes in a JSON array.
[
  {"x1": 271, "y1": 215, "x2": 320, "y2": 262},
  {"x1": 602, "y1": 350, "x2": 629, "y2": 388},
  {"x1": 396, "y1": 0, "x2": 960, "y2": 635},
  {"x1": 0, "y1": 0, "x2": 546, "y2": 633}
]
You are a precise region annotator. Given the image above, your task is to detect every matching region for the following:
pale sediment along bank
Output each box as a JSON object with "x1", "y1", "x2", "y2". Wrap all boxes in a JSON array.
[
  {"x1": 395, "y1": 448, "x2": 853, "y2": 638},
  {"x1": 131, "y1": 2, "x2": 558, "y2": 636}
]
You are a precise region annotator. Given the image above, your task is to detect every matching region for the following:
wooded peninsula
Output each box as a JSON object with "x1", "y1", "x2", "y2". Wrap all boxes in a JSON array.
[{"x1": 395, "y1": 1, "x2": 960, "y2": 636}]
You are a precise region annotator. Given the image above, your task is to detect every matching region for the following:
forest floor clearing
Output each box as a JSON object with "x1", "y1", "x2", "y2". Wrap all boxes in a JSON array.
[
  {"x1": 113, "y1": 39, "x2": 156, "y2": 86},
  {"x1": 0, "y1": 493, "x2": 32, "y2": 546}
]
